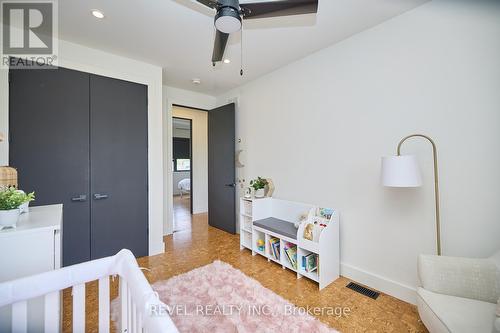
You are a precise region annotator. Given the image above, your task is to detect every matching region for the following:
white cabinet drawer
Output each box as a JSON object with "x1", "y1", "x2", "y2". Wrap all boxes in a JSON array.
[{"x1": 0, "y1": 229, "x2": 55, "y2": 282}]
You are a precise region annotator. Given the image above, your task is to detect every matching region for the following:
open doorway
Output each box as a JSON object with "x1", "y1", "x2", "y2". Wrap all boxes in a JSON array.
[
  {"x1": 171, "y1": 105, "x2": 209, "y2": 233},
  {"x1": 172, "y1": 117, "x2": 192, "y2": 231},
  {"x1": 168, "y1": 104, "x2": 235, "y2": 235}
]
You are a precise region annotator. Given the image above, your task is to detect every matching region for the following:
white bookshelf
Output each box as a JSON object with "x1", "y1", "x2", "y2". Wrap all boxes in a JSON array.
[{"x1": 239, "y1": 197, "x2": 340, "y2": 290}]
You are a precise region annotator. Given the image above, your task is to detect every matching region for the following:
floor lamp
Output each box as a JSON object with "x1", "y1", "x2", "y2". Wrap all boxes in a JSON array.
[{"x1": 381, "y1": 134, "x2": 441, "y2": 255}]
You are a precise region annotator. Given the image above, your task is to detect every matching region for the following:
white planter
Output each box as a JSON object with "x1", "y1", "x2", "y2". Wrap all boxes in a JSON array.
[
  {"x1": 0, "y1": 208, "x2": 21, "y2": 230},
  {"x1": 254, "y1": 188, "x2": 265, "y2": 198},
  {"x1": 19, "y1": 202, "x2": 29, "y2": 214}
]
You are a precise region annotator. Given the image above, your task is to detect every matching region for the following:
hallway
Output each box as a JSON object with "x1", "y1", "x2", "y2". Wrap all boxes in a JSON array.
[{"x1": 173, "y1": 195, "x2": 192, "y2": 232}]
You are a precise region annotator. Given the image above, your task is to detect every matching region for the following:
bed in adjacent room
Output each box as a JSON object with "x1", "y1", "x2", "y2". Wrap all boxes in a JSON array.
[{"x1": 178, "y1": 178, "x2": 190, "y2": 198}]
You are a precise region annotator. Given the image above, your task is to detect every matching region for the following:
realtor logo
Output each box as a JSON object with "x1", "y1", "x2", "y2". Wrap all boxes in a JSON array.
[{"x1": 1, "y1": 0, "x2": 58, "y2": 68}]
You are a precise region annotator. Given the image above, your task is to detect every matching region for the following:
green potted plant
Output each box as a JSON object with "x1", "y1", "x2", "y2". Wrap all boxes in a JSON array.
[
  {"x1": 250, "y1": 177, "x2": 268, "y2": 198},
  {"x1": 0, "y1": 187, "x2": 35, "y2": 230}
]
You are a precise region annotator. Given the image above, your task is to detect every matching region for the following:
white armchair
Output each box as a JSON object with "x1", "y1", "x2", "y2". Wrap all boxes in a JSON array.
[{"x1": 417, "y1": 250, "x2": 500, "y2": 333}]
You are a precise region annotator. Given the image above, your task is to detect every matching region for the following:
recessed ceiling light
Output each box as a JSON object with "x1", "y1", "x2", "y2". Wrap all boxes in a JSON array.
[
  {"x1": 192, "y1": 78, "x2": 201, "y2": 85},
  {"x1": 223, "y1": 59, "x2": 231, "y2": 64},
  {"x1": 91, "y1": 10, "x2": 105, "y2": 19}
]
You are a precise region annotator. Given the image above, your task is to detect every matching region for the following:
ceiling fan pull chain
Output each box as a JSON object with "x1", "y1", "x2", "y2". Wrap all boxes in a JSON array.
[
  {"x1": 240, "y1": 24, "x2": 244, "y2": 76},
  {"x1": 213, "y1": 26, "x2": 217, "y2": 67}
]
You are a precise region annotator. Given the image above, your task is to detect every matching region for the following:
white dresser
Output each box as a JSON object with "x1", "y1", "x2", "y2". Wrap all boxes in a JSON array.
[{"x1": 0, "y1": 204, "x2": 62, "y2": 332}]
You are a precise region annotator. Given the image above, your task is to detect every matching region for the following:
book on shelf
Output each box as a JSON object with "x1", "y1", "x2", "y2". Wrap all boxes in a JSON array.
[
  {"x1": 318, "y1": 207, "x2": 334, "y2": 220},
  {"x1": 304, "y1": 253, "x2": 318, "y2": 273},
  {"x1": 269, "y1": 237, "x2": 280, "y2": 260},
  {"x1": 283, "y1": 242, "x2": 297, "y2": 269},
  {"x1": 301, "y1": 253, "x2": 318, "y2": 272}
]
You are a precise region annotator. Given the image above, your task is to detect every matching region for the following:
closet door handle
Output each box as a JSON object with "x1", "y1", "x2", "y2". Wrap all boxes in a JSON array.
[
  {"x1": 225, "y1": 183, "x2": 236, "y2": 188},
  {"x1": 93, "y1": 193, "x2": 108, "y2": 200},
  {"x1": 71, "y1": 194, "x2": 87, "y2": 202}
]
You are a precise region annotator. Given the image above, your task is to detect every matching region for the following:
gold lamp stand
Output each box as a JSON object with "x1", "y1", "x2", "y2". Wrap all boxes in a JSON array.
[{"x1": 396, "y1": 134, "x2": 441, "y2": 255}]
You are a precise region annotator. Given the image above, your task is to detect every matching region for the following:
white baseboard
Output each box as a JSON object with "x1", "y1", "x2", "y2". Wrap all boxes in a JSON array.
[
  {"x1": 340, "y1": 263, "x2": 417, "y2": 305},
  {"x1": 149, "y1": 240, "x2": 166, "y2": 256}
]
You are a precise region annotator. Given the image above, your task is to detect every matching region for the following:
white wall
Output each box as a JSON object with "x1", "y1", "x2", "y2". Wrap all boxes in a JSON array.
[
  {"x1": 216, "y1": 0, "x2": 500, "y2": 303},
  {"x1": 163, "y1": 86, "x2": 216, "y2": 234},
  {"x1": 0, "y1": 39, "x2": 165, "y2": 256},
  {"x1": 172, "y1": 106, "x2": 208, "y2": 214}
]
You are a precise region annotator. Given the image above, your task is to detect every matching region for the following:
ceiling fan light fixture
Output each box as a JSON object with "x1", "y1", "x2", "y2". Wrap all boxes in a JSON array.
[
  {"x1": 215, "y1": 7, "x2": 241, "y2": 34},
  {"x1": 91, "y1": 9, "x2": 105, "y2": 19}
]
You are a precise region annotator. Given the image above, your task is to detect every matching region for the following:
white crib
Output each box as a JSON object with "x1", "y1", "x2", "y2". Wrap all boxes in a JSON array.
[{"x1": 0, "y1": 249, "x2": 178, "y2": 333}]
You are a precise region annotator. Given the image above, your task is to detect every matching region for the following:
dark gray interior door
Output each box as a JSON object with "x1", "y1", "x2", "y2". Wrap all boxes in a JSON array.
[
  {"x1": 9, "y1": 67, "x2": 91, "y2": 266},
  {"x1": 208, "y1": 103, "x2": 236, "y2": 234},
  {"x1": 90, "y1": 75, "x2": 149, "y2": 259}
]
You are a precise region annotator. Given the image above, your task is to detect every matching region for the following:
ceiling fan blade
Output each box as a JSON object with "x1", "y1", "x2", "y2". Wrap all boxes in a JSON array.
[
  {"x1": 212, "y1": 30, "x2": 230, "y2": 62},
  {"x1": 240, "y1": 0, "x2": 318, "y2": 20},
  {"x1": 196, "y1": 0, "x2": 219, "y2": 9}
]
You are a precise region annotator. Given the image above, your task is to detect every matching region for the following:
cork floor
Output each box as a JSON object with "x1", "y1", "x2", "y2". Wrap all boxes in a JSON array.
[
  {"x1": 62, "y1": 196, "x2": 427, "y2": 333},
  {"x1": 173, "y1": 195, "x2": 192, "y2": 233}
]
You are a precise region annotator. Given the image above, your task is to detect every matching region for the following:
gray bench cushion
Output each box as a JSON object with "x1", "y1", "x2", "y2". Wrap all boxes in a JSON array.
[{"x1": 253, "y1": 217, "x2": 297, "y2": 240}]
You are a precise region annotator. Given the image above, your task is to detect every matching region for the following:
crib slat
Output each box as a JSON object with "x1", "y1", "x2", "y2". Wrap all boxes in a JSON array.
[
  {"x1": 72, "y1": 284, "x2": 85, "y2": 333},
  {"x1": 127, "y1": 288, "x2": 132, "y2": 332},
  {"x1": 137, "y1": 312, "x2": 143, "y2": 333},
  {"x1": 44, "y1": 291, "x2": 60, "y2": 332},
  {"x1": 12, "y1": 300, "x2": 27, "y2": 333},
  {"x1": 120, "y1": 278, "x2": 128, "y2": 332},
  {"x1": 99, "y1": 277, "x2": 110, "y2": 333},
  {"x1": 132, "y1": 302, "x2": 137, "y2": 333}
]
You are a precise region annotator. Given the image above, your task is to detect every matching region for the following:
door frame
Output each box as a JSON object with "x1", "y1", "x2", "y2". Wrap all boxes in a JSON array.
[
  {"x1": 172, "y1": 116, "x2": 193, "y2": 215},
  {"x1": 165, "y1": 103, "x2": 210, "y2": 235}
]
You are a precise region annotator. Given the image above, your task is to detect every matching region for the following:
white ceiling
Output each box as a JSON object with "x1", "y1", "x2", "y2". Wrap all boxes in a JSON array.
[{"x1": 59, "y1": 0, "x2": 428, "y2": 95}]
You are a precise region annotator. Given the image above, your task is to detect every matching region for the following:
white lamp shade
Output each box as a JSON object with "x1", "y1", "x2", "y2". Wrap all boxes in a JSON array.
[{"x1": 381, "y1": 155, "x2": 422, "y2": 187}]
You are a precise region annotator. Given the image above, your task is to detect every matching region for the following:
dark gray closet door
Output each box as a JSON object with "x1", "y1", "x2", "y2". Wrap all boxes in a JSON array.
[
  {"x1": 89, "y1": 75, "x2": 148, "y2": 259},
  {"x1": 9, "y1": 67, "x2": 91, "y2": 266},
  {"x1": 208, "y1": 103, "x2": 236, "y2": 234}
]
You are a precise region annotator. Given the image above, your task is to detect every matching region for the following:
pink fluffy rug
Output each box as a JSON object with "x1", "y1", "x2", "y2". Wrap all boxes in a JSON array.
[{"x1": 113, "y1": 260, "x2": 338, "y2": 332}]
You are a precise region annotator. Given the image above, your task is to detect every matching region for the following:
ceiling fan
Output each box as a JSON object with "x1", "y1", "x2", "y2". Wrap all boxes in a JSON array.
[{"x1": 195, "y1": 0, "x2": 319, "y2": 67}]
